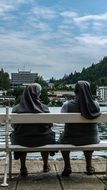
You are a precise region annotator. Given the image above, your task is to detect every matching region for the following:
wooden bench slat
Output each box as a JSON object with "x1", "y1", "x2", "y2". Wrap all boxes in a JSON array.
[
  {"x1": 9, "y1": 112, "x2": 107, "y2": 123},
  {"x1": 8, "y1": 143, "x2": 107, "y2": 151}
]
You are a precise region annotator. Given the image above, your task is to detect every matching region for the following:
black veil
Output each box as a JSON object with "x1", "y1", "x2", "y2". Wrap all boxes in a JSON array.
[
  {"x1": 75, "y1": 81, "x2": 101, "y2": 119},
  {"x1": 12, "y1": 83, "x2": 49, "y2": 113}
]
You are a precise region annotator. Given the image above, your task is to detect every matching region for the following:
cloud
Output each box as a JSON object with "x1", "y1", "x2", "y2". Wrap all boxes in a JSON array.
[
  {"x1": 0, "y1": 0, "x2": 35, "y2": 15},
  {"x1": 0, "y1": 32, "x2": 68, "y2": 76},
  {"x1": 75, "y1": 12, "x2": 107, "y2": 22},
  {"x1": 75, "y1": 34, "x2": 107, "y2": 46},
  {"x1": 0, "y1": 30, "x2": 107, "y2": 79},
  {"x1": 60, "y1": 11, "x2": 107, "y2": 32},
  {"x1": 32, "y1": 7, "x2": 57, "y2": 20},
  {"x1": 0, "y1": 1, "x2": 107, "y2": 79},
  {"x1": 73, "y1": 12, "x2": 107, "y2": 31},
  {"x1": 0, "y1": 2, "x2": 14, "y2": 16},
  {"x1": 60, "y1": 10, "x2": 78, "y2": 18}
]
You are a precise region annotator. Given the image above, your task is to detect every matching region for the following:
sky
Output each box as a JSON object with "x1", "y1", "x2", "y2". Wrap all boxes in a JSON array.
[{"x1": 0, "y1": 0, "x2": 107, "y2": 80}]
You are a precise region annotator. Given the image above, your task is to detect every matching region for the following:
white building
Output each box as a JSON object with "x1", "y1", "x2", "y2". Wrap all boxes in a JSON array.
[
  {"x1": 48, "y1": 83, "x2": 54, "y2": 89},
  {"x1": 0, "y1": 90, "x2": 7, "y2": 96},
  {"x1": 11, "y1": 70, "x2": 38, "y2": 86},
  {"x1": 96, "y1": 86, "x2": 107, "y2": 101}
]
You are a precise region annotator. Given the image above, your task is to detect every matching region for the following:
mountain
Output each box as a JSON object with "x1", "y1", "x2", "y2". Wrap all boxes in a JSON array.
[{"x1": 55, "y1": 56, "x2": 107, "y2": 86}]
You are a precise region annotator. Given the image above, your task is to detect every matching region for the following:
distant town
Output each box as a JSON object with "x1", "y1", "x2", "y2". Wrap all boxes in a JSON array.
[{"x1": 0, "y1": 69, "x2": 107, "y2": 107}]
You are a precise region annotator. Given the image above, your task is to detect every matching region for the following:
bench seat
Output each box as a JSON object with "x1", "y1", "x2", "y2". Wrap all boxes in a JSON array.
[{"x1": 8, "y1": 142, "x2": 107, "y2": 151}]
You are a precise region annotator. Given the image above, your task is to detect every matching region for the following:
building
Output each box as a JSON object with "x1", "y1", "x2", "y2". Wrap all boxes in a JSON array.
[
  {"x1": 48, "y1": 83, "x2": 55, "y2": 89},
  {"x1": 96, "y1": 86, "x2": 107, "y2": 101},
  {"x1": 48, "y1": 90, "x2": 75, "y2": 103},
  {"x1": 0, "y1": 90, "x2": 7, "y2": 96},
  {"x1": 65, "y1": 83, "x2": 75, "y2": 89},
  {"x1": 0, "y1": 95, "x2": 15, "y2": 101},
  {"x1": 11, "y1": 70, "x2": 38, "y2": 86}
]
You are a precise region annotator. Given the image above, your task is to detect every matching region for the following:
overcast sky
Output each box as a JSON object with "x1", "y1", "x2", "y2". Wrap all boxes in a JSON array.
[{"x1": 0, "y1": 0, "x2": 107, "y2": 80}]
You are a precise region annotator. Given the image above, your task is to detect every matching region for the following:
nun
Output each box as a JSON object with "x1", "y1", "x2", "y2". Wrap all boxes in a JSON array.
[
  {"x1": 58, "y1": 80, "x2": 101, "y2": 176},
  {"x1": 10, "y1": 83, "x2": 56, "y2": 176}
]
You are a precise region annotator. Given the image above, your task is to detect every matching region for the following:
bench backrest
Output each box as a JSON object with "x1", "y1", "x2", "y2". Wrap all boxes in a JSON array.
[
  {"x1": 9, "y1": 112, "x2": 107, "y2": 124},
  {"x1": 0, "y1": 107, "x2": 107, "y2": 149},
  {"x1": 0, "y1": 107, "x2": 107, "y2": 124}
]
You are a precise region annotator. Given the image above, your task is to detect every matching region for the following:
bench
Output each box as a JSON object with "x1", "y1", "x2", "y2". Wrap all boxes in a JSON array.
[{"x1": 0, "y1": 107, "x2": 107, "y2": 186}]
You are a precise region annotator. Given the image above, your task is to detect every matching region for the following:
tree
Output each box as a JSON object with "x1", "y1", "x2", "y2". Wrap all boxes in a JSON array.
[
  {"x1": 35, "y1": 75, "x2": 47, "y2": 87},
  {"x1": 12, "y1": 86, "x2": 24, "y2": 104},
  {"x1": 40, "y1": 87, "x2": 49, "y2": 104},
  {"x1": 0, "y1": 68, "x2": 10, "y2": 90}
]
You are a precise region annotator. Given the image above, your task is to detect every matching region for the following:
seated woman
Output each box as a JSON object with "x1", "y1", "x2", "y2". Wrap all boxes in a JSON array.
[
  {"x1": 58, "y1": 80, "x2": 101, "y2": 176},
  {"x1": 10, "y1": 83, "x2": 56, "y2": 176}
]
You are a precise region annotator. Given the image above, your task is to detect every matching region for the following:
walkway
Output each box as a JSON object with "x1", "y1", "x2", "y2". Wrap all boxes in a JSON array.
[{"x1": 0, "y1": 158, "x2": 107, "y2": 190}]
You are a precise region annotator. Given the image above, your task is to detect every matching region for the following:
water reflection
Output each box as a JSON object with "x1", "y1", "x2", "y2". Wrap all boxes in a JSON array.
[{"x1": 98, "y1": 123, "x2": 107, "y2": 140}]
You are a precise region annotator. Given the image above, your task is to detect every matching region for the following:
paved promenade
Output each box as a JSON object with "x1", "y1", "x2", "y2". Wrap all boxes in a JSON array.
[{"x1": 0, "y1": 158, "x2": 107, "y2": 190}]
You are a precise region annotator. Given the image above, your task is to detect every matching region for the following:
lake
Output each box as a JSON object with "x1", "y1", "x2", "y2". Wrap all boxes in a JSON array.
[{"x1": 0, "y1": 106, "x2": 107, "y2": 160}]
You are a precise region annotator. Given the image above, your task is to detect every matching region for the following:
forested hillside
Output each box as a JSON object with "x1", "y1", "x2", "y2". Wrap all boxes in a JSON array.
[
  {"x1": 53, "y1": 57, "x2": 107, "y2": 86},
  {"x1": 1, "y1": 56, "x2": 107, "y2": 92}
]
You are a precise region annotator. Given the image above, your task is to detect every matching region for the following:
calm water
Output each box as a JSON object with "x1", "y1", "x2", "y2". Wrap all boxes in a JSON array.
[{"x1": 0, "y1": 106, "x2": 107, "y2": 160}]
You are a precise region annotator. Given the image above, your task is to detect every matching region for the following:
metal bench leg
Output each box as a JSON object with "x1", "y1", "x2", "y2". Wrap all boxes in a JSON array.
[
  {"x1": 1, "y1": 152, "x2": 9, "y2": 187},
  {"x1": 102, "y1": 158, "x2": 107, "y2": 179},
  {"x1": 9, "y1": 152, "x2": 12, "y2": 180},
  {"x1": 105, "y1": 159, "x2": 107, "y2": 176}
]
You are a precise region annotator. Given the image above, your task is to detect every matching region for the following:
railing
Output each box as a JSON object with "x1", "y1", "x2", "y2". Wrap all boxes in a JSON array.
[{"x1": 0, "y1": 107, "x2": 107, "y2": 186}]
